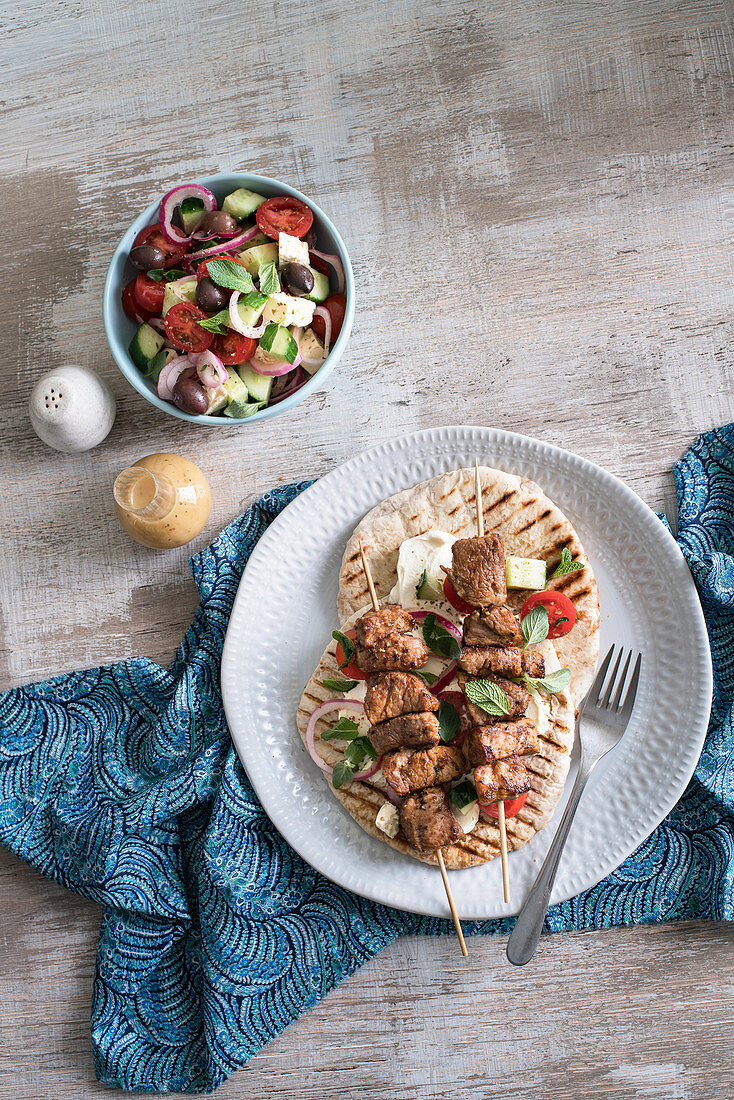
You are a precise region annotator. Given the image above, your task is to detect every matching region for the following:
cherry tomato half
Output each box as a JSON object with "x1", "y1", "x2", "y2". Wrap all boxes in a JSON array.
[
  {"x1": 334, "y1": 628, "x2": 368, "y2": 681},
  {"x1": 134, "y1": 224, "x2": 186, "y2": 267},
  {"x1": 479, "y1": 792, "x2": 529, "y2": 819},
  {"x1": 134, "y1": 272, "x2": 165, "y2": 314},
  {"x1": 311, "y1": 293, "x2": 347, "y2": 345},
  {"x1": 256, "y1": 195, "x2": 314, "y2": 240},
  {"x1": 211, "y1": 331, "x2": 256, "y2": 366},
  {"x1": 442, "y1": 576, "x2": 476, "y2": 616},
  {"x1": 122, "y1": 281, "x2": 151, "y2": 322},
  {"x1": 521, "y1": 590, "x2": 576, "y2": 639},
  {"x1": 196, "y1": 255, "x2": 247, "y2": 281},
  {"x1": 164, "y1": 302, "x2": 213, "y2": 353}
]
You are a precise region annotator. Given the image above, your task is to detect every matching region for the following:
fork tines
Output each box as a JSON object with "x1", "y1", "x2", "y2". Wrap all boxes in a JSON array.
[{"x1": 589, "y1": 644, "x2": 642, "y2": 721}]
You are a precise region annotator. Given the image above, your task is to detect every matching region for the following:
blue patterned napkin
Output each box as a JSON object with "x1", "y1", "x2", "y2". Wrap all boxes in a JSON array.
[{"x1": 1, "y1": 427, "x2": 732, "y2": 1094}]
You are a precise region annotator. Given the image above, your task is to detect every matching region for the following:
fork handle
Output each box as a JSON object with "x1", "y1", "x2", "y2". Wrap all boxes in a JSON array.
[{"x1": 506, "y1": 752, "x2": 591, "y2": 966}]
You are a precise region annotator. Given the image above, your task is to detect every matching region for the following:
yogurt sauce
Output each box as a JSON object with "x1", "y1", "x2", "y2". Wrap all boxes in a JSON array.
[{"x1": 388, "y1": 529, "x2": 457, "y2": 607}]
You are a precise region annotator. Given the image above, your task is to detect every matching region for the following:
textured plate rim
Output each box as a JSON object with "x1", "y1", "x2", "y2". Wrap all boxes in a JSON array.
[{"x1": 222, "y1": 426, "x2": 712, "y2": 918}]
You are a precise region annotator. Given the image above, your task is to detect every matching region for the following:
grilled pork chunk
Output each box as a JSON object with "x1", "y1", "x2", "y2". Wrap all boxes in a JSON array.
[
  {"x1": 364, "y1": 671, "x2": 439, "y2": 725},
  {"x1": 370, "y1": 712, "x2": 441, "y2": 755},
  {"x1": 355, "y1": 605, "x2": 414, "y2": 648},
  {"x1": 464, "y1": 718, "x2": 540, "y2": 768},
  {"x1": 458, "y1": 644, "x2": 523, "y2": 679},
  {"x1": 383, "y1": 743, "x2": 466, "y2": 797},
  {"x1": 463, "y1": 606, "x2": 523, "y2": 646},
  {"x1": 521, "y1": 650, "x2": 545, "y2": 679},
  {"x1": 355, "y1": 634, "x2": 430, "y2": 674},
  {"x1": 456, "y1": 670, "x2": 530, "y2": 725},
  {"x1": 447, "y1": 533, "x2": 506, "y2": 607},
  {"x1": 399, "y1": 786, "x2": 464, "y2": 852},
  {"x1": 474, "y1": 758, "x2": 532, "y2": 802}
]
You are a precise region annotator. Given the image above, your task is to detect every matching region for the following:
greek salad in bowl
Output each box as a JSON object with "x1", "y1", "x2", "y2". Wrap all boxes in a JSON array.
[{"x1": 121, "y1": 182, "x2": 347, "y2": 418}]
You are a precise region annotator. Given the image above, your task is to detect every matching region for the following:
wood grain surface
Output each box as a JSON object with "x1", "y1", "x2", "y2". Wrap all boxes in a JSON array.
[{"x1": 1, "y1": 0, "x2": 733, "y2": 1095}]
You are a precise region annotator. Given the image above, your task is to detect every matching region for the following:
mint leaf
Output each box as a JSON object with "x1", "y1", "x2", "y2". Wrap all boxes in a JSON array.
[
  {"x1": 321, "y1": 716, "x2": 361, "y2": 742},
  {"x1": 422, "y1": 613, "x2": 461, "y2": 661},
  {"x1": 344, "y1": 735, "x2": 376, "y2": 767},
  {"x1": 464, "y1": 678, "x2": 510, "y2": 716},
  {"x1": 258, "y1": 261, "x2": 281, "y2": 296},
  {"x1": 551, "y1": 547, "x2": 584, "y2": 579},
  {"x1": 521, "y1": 605, "x2": 549, "y2": 649},
  {"x1": 244, "y1": 290, "x2": 268, "y2": 310},
  {"x1": 331, "y1": 760, "x2": 354, "y2": 789},
  {"x1": 205, "y1": 257, "x2": 254, "y2": 293},
  {"x1": 147, "y1": 267, "x2": 187, "y2": 283},
  {"x1": 223, "y1": 400, "x2": 266, "y2": 419},
  {"x1": 332, "y1": 630, "x2": 355, "y2": 670},
  {"x1": 415, "y1": 669, "x2": 439, "y2": 686},
  {"x1": 450, "y1": 780, "x2": 477, "y2": 811},
  {"x1": 197, "y1": 310, "x2": 230, "y2": 334},
  {"x1": 437, "y1": 700, "x2": 461, "y2": 742},
  {"x1": 142, "y1": 348, "x2": 169, "y2": 378},
  {"x1": 532, "y1": 667, "x2": 571, "y2": 694},
  {"x1": 322, "y1": 678, "x2": 359, "y2": 693}
]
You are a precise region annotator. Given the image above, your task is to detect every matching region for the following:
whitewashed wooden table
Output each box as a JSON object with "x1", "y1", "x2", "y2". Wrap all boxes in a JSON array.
[{"x1": 2, "y1": 0, "x2": 733, "y2": 1096}]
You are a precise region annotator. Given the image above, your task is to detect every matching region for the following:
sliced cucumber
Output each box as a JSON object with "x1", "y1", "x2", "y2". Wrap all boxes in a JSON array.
[
  {"x1": 237, "y1": 364, "x2": 273, "y2": 404},
  {"x1": 162, "y1": 276, "x2": 197, "y2": 316},
  {"x1": 222, "y1": 188, "x2": 266, "y2": 220},
  {"x1": 129, "y1": 322, "x2": 164, "y2": 371},
  {"x1": 179, "y1": 195, "x2": 205, "y2": 234},
  {"x1": 505, "y1": 556, "x2": 547, "y2": 590},
  {"x1": 306, "y1": 267, "x2": 330, "y2": 303},
  {"x1": 238, "y1": 242, "x2": 278, "y2": 276},
  {"x1": 223, "y1": 372, "x2": 250, "y2": 406},
  {"x1": 260, "y1": 322, "x2": 298, "y2": 363},
  {"x1": 416, "y1": 570, "x2": 443, "y2": 602}
]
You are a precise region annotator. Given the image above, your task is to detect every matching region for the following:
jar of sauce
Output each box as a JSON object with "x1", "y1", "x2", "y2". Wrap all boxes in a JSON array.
[{"x1": 113, "y1": 453, "x2": 211, "y2": 549}]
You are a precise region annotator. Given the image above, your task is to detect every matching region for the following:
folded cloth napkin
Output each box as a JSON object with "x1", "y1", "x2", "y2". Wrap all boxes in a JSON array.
[{"x1": 1, "y1": 427, "x2": 732, "y2": 1094}]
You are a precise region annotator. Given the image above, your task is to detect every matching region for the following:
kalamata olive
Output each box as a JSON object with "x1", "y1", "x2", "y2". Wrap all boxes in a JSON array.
[
  {"x1": 199, "y1": 210, "x2": 239, "y2": 236},
  {"x1": 196, "y1": 277, "x2": 229, "y2": 313},
  {"x1": 172, "y1": 371, "x2": 209, "y2": 416},
  {"x1": 130, "y1": 244, "x2": 166, "y2": 271},
  {"x1": 282, "y1": 262, "x2": 314, "y2": 297}
]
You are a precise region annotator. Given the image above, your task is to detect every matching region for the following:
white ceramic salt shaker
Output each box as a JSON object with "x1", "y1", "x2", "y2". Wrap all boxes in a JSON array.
[{"x1": 29, "y1": 364, "x2": 116, "y2": 453}]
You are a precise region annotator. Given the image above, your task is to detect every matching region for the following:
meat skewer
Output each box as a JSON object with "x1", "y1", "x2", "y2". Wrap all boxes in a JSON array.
[
  {"x1": 358, "y1": 541, "x2": 468, "y2": 957},
  {"x1": 475, "y1": 459, "x2": 511, "y2": 905}
]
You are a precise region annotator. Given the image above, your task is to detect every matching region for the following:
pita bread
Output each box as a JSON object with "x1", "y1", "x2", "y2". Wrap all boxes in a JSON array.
[
  {"x1": 297, "y1": 612, "x2": 575, "y2": 870},
  {"x1": 337, "y1": 466, "x2": 600, "y2": 705}
]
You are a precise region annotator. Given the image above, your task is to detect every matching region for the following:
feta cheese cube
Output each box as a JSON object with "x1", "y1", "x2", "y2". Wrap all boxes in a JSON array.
[
  {"x1": 278, "y1": 232, "x2": 309, "y2": 267},
  {"x1": 299, "y1": 327, "x2": 327, "y2": 375},
  {"x1": 262, "y1": 293, "x2": 316, "y2": 328},
  {"x1": 375, "y1": 802, "x2": 399, "y2": 838}
]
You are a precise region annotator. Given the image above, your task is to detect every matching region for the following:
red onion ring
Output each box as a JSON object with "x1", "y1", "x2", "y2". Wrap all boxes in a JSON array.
[
  {"x1": 249, "y1": 349, "x2": 302, "y2": 377},
  {"x1": 310, "y1": 248, "x2": 346, "y2": 294},
  {"x1": 228, "y1": 291, "x2": 267, "y2": 338},
  {"x1": 410, "y1": 609, "x2": 463, "y2": 644},
  {"x1": 269, "y1": 367, "x2": 308, "y2": 405},
  {"x1": 304, "y1": 699, "x2": 382, "y2": 781},
  {"x1": 383, "y1": 782, "x2": 403, "y2": 807},
  {"x1": 195, "y1": 350, "x2": 228, "y2": 389},
  {"x1": 312, "y1": 305, "x2": 332, "y2": 354},
  {"x1": 186, "y1": 225, "x2": 260, "y2": 262},
  {"x1": 431, "y1": 660, "x2": 458, "y2": 694},
  {"x1": 157, "y1": 355, "x2": 192, "y2": 401},
  {"x1": 159, "y1": 184, "x2": 217, "y2": 246}
]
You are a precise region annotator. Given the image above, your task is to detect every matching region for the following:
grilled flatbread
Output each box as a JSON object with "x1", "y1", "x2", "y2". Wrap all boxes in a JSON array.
[
  {"x1": 297, "y1": 617, "x2": 575, "y2": 869},
  {"x1": 337, "y1": 466, "x2": 600, "y2": 705}
]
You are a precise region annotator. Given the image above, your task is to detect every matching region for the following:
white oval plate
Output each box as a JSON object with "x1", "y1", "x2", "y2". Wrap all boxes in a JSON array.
[{"x1": 221, "y1": 427, "x2": 712, "y2": 919}]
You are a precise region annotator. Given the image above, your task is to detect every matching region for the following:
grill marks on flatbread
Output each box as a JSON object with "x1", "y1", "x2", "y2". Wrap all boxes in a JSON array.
[
  {"x1": 337, "y1": 466, "x2": 600, "y2": 704},
  {"x1": 297, "y1": 623, "x2": 575, "y2": 870}
]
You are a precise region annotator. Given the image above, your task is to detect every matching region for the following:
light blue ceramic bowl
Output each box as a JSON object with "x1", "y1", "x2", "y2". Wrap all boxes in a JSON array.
[{"x1": 103, "y1": 172, "x2": 354, "y2": 426}]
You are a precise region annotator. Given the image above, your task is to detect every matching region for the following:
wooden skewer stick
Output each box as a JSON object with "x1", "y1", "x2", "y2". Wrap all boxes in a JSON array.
[
  {"x1": 358, "y1": 540, "x2": 468, "y2": 955},
  {"x1": 474, "y1": 460, "x2": 510, "y2": 904},
  {"x1": 436, "y1": 849, "x2": 468, "y2": 956}
]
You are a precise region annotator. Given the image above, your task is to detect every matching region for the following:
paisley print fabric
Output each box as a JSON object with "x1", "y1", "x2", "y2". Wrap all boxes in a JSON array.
[{"x1": 1, "y1": 428, "x2": 733, "y2": 1094}]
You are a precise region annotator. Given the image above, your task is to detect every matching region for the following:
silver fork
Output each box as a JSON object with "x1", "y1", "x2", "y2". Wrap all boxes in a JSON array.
[{"x1": 506, "y1": 644, "x2": 642, "y2": 966}]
